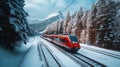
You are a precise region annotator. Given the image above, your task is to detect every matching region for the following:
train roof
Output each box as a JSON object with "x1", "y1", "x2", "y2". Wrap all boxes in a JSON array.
[{"x1": 43, "y1": 34, "x2": 76, "y2": 38}]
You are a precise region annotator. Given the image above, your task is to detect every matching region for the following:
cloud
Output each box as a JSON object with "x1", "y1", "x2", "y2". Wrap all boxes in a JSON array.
[
  {"x1": 24, "y1": 0, "x2": 66, "y2": 19},
  {"x1": 25, "y1": 0, "x2": 49, "y2": 8},
  {"x1": 24, "y1": 0, "x2": 97, "y2": 19},
  {"x1": 50, "y1": 0, "x2": 56, "y2": 3},
  {"x1": 55, "y1": 0, "x2": 66, "y2": 8},
  {"x1": 51, "y1": 0, "x2": 67, "y2": 13}
]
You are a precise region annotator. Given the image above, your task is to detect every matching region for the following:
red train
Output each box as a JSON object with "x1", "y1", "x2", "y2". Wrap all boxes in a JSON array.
[{"x1": 43, "y1": 34, "x2": 80, "y2": 52}]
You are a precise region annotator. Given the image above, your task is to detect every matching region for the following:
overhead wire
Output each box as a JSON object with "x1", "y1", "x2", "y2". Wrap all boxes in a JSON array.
[
  {"x1": 31, "y1": 0, "x2": 58, "y2": 19},
  {"x1": 29, "y1": 0, "x2": 76, "y2": 20},
  {"x1": 46, "y1": 0, "x2": 76, "y2": 17},
  {"x1": 62, "y1": 0, "x2": 76, "y2": 12},
  {"x1": 48, "y1": 0, "x2": 58, "y2": 15}
]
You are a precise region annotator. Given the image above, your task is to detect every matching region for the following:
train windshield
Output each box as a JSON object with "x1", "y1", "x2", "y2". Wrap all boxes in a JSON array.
[{"x1": 69, "y1": 35, "x2": 78, "y2": 42}]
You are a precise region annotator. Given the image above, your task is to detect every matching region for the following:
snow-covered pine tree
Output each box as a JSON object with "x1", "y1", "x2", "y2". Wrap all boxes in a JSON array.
[
  {"x1": 113, "y1": 1, "x2": 120, "y2": 50},
  {"x1": 58, "y1": 20, "x2": 64, "y2": 34},
  {"x1": 0, "y1": 0, "x2": 28, "y2": 49},
  {"x1": 80, "y1": 11, "x2": 88, "y2": 43},
  {"x1": 86, "y1": 3, "x2": 97, "y2": 45},
  {"x1": 63, "y1": 11, "x2": 71, "y2": 34},
  {"x1": 95, "y1": 0, "x2": 118, "y2": 49},
  {"x1": 44, "y1": 25, "x2": 51, "y2": 34},
  {"x1": 72, "y1": 7, "x2": 83, "y2": 39},
  {"x1": 54, "y1": 21, "x2": 59, "y2": 34}
]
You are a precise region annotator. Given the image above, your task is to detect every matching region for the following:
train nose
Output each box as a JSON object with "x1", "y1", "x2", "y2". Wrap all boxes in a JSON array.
[
  {"x1": 72, "y1": 46, "x2": 80, "y2": 52},
  {"x1": 72, "y1": 43, "x2": 80, "y2": 48}
]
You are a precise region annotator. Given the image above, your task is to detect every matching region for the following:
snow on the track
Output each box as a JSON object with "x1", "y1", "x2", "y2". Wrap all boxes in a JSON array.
[
  {"x1": 40, "y1": 38, "x2": 81, "y2": 67},
  {"x1": 20, "y1": 42, "x2": 42, "y2": 67},
  {"x1": 79, "y1": 44, "x2": 120, "y2": 67}
]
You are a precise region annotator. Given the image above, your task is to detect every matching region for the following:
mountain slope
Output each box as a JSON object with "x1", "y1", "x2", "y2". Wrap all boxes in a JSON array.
[{"x1": 29, "y1": 11, "x2": 64, "y2": 32}]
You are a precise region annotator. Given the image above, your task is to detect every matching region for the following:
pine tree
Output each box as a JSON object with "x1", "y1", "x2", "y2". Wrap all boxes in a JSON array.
[
  {"x1": 95, "y1": 0, "x2": 118, "y2": 49},
  {"x1": 0, "y1": 0, "x2": 28, "y2": 49},
  {"x1": 63, "y1": 11, "x2": 71, "y2": 34},
  {"x1": 58, "y1": 20, "x2": 64, "y2": 34},
  {"x1": 73, "y1": 7, "x2": 83, "y2": 39},
  {"x1": 80, "y1": 11, "x2": 88, "y2": 43},
  {"x1": 113, "y1": 8, "x2": 120, "y2": 50},
  {"x1": 86, "y1": 3, "x2": 97, "y2": 45}
]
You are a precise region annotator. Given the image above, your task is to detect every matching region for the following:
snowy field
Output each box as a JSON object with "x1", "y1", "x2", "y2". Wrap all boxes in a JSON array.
[{"x1": 0, "y1": 36, "x2": 41, "y2": 67}]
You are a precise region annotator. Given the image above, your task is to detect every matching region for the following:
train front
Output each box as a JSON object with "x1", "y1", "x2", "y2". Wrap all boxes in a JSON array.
[{"x1": 68, "y1": 35, "x2": 80, "y2": 52}]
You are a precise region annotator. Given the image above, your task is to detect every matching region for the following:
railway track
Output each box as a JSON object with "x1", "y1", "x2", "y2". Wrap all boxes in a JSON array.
[
  {"x1": 82, "y1": 46, "x2": 120, "y2": 59},
  {"x1": 42, "y1": 38, "x2": 106, "y2": 67},
  {"x1": 52, "y1": 43, "x2": 106, "y2": 67},
  {"x1": 74, "y1": 53, "x2": 106, "y2": 67},
  {"x1": 37, "y1": 42, "x2": 64, "y2": 67},
  {"x1": 45, "y1": 42, "x2": 89, "y2": 67}
]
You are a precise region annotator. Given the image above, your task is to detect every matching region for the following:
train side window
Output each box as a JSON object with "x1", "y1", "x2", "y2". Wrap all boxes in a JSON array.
[
  {"x1": 54, "y1": 38, "x2": 59, "y2": 41},
  {"x1": 54, "y1": 38, "x2": 67, "y2": 43},
  {"x1": 60, "y1": 38, "x2": 66, "y2": 42}
]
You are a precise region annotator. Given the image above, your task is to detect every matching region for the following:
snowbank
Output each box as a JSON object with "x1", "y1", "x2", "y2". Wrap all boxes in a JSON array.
[{"x1": 0, "y1": 36, "x2": 41, "y2": 67}]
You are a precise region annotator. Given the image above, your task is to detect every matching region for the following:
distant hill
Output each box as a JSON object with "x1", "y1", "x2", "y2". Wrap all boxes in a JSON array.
[{"x1": 29, "y1": 11, "x2": 64, "y2": 32}]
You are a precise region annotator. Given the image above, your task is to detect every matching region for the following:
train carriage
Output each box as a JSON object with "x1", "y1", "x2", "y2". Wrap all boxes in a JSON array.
[{"x1": 43, "y1": 34, "x2": 80, "y2": 52}]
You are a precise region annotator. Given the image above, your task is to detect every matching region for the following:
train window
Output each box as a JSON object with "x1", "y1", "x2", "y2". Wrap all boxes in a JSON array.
[
  {"x1": 54, "y1": 38, "x2": 60, "y2": 41},
  {"x1": 53, "y1": 37, "x2": 67, "y2": 43},
  {"x1": 69, "y1": 35, "x2": 78, "y2": 42},
  {"x1": 60, "y1": 38, "x2": 66, "y2": 42}
]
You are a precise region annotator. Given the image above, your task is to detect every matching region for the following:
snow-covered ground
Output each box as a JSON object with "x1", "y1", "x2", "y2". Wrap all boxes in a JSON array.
[
  {"x1": 79, "y1": 44, "x2": 120, "y2": 67},
  {"x1": 14, "y1": 36, "x2": 40, "y2": 53},
  {"x1": 0, "y1": 36, "x2": 41, "y2": 67},
  {"x1": 0, "y1": 46, "x2": 24, "y2": 67},
  {"x1": 20, "y1": 41, "x2": 42, "y2": 67},
  {"x1": 81, "y1": 44, "x2": 120, "y2": 56}
]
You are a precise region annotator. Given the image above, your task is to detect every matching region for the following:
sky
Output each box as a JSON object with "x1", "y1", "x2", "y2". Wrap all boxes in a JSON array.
[{"x1": 24, "y1": 0, "x2": 97, "y2": 20}]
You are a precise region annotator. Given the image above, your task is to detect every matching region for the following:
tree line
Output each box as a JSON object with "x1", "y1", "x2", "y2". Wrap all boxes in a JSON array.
[{"x1": 44, "y1": 0, "x2": 120, "y2": 51}]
